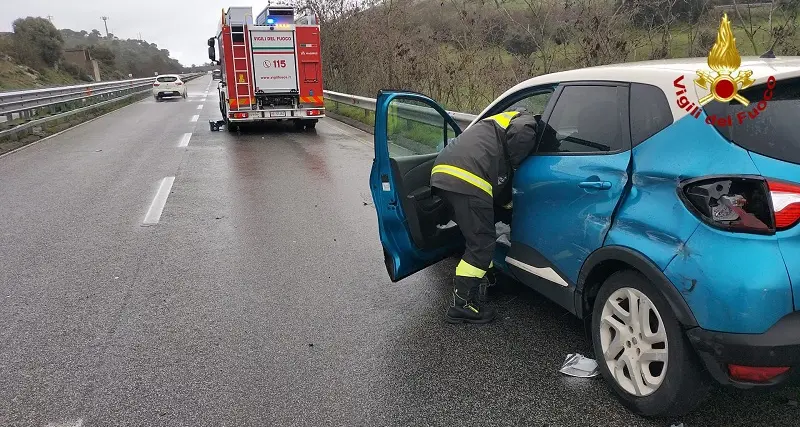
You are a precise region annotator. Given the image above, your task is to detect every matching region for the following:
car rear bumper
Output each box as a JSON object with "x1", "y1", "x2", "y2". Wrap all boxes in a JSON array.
[
  {"x1": 687, "y1": 311, "x2": 800, "y2": 388},
  {"x1": 155, "y1": 91, "x2": 183, "y2": 97},
  {"x1": 227, "y1": 108, "x2": 325, "y2": 122}
]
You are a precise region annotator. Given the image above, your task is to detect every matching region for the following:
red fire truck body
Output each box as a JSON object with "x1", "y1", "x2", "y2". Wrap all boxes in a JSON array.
[{"x1": 210, "y1": 5, "x2": 324, "y2": 131}]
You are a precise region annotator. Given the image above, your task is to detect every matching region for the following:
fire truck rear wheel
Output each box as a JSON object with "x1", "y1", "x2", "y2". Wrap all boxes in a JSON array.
[{"x1": 306, "y1": 120, "x2": 317, "y2": 130}]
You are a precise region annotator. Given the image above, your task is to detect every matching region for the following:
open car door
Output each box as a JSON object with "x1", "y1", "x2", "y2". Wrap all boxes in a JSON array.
[{"x1": 369, "y1": 91, "x2": 465, "y2": 282}]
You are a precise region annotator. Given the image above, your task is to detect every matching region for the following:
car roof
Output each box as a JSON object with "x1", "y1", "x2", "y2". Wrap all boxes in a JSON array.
[
  {"x1": 474, "y1": 56, "x2": 800, "y2": 124},
  {"x1": 157, "y1": 74, "x2": 181, "y2": 78}
]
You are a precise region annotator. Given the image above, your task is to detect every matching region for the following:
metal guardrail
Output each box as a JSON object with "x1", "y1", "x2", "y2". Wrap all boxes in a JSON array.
[
  {"x1": 0, "y1": 73, "x2": 205, "y2": 121},
  {"x1": 323, "y1": 90, "x2": 477, "y2": 130},
  {"x1": 0, "y1": 73, "x2": 205, "y2": 141}
]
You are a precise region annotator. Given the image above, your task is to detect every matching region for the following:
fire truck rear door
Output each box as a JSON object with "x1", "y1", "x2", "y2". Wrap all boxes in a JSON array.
[{"x1": 250, "y1": 29, "x2": 298, "y2": 93}]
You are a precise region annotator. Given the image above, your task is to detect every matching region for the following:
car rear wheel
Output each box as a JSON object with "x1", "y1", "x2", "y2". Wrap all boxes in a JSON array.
[{"x1": 591, "y1": 270, "x2": 710, "y2": 417}]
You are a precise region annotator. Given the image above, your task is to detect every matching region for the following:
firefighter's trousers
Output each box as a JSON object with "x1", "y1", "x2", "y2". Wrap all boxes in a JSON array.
[{"x1": 440, "y1": 190, "x2": 496, "y2": 298}]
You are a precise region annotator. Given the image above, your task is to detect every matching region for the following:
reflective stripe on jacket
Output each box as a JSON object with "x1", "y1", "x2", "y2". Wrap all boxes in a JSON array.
[{"x1": 430, "y1": 111, "x2": 538, "y2": 204}]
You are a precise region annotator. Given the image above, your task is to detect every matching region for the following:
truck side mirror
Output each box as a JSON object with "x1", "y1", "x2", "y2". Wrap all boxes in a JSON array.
[
  {"x1": 208, "y1": 46, "x2": 216, "y2": 62},
  {"x1": 207, "y1": 37, "x2": 215, "y2": 48}
]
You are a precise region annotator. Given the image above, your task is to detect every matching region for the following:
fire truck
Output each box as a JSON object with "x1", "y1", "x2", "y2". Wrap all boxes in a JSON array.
[{"x1": 207, "y1": 4, "x2": 325, "y2": 132}]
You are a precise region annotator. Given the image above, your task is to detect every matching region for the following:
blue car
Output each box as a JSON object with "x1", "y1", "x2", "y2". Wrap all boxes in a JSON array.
[{"x1": 368, "y1": 57, "x2": 800, "y2": 417}]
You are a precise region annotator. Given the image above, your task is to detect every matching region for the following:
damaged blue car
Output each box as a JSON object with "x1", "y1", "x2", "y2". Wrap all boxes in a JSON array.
[{"x1": 368, "y1": 56, "x2": 800, "y2": 417}]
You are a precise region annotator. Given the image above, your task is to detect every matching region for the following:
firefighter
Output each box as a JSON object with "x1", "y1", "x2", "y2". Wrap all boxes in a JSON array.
[{"x1": 431, "y1": 110, "x2": 540, "y2": 324}]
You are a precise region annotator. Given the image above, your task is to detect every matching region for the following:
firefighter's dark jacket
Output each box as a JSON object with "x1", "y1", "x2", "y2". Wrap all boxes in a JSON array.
[{"x1": 431, "y1": 111, "x2": 539, "y2": 206}]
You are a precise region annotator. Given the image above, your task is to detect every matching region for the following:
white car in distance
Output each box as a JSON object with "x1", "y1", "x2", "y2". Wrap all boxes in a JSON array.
[{"x1": 153, "y1": 75, "x2": 187, "y2": 101}]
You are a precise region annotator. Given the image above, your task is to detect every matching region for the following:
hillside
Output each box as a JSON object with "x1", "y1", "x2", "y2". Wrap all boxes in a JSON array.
[
  {"x1": 60, "y1": 29, "x2": 184, "y2": 80},
  {"x1": 0, "y1": 17, "x2": 186, "y2": 91},
  {"x1": 318, "y1": 0, "x2": 800, "y2": 113}
]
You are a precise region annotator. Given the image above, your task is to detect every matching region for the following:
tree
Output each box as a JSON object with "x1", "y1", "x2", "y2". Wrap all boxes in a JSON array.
[
  {"x1": 88, "y1": 29, "x2": 102, "y2": 43},
  {"x1": 11, "y1": 16, "x2": 64, "y2": 69},
  {"x1": 89, "y1": 44, "x2": 115, "y2": 66}
]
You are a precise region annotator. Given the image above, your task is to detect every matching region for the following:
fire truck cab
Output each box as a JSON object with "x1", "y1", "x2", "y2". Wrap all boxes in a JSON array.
[{"x1": 208, "y1": 4, "x2": 325, "y2": 132}]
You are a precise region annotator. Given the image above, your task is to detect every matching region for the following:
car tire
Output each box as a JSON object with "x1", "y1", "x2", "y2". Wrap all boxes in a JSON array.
[{"x1": 591, "y1": 269, "x2": 711, "y2": 418}]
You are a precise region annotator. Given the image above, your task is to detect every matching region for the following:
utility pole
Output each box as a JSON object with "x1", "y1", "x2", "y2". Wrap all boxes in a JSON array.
[{"x1": 101, "y1": 16, "x2": 109, "y2": 38}]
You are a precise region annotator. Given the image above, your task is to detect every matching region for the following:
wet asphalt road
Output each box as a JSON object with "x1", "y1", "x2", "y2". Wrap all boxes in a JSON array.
[{"x1": 1, "y1": 75, "x2": 799, "y2": 427}]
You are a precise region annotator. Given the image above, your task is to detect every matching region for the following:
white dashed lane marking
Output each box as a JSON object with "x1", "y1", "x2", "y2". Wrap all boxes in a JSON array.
[
  {"x1": 197, "y1": 104, "x2": 204, "y2": 110},
  {"x1": 178, "y1": 132, "x2": 192, "y2": 147},
  {"x1": 143, "y1": 177, "x2": 176, "y2": 225},
  {"x1": 190, "y1": 115, "x2": 199, "y2": 122}
]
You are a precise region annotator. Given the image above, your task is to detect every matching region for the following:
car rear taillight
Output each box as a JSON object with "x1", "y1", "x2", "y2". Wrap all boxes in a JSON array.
[
  {"x1": 767, "y1": 180, "x2": 800, "y2": 230},
  {"x1": 728, "y1": 364, "x2": 789, "y2": 383},
  {"x1": 679, "y1": 176, "x2": 775, "y2": 234},
  {"x1": 176, "y1": 82, "x2": 183, "y2": 86},
  {"x1": 153, "y1": 83, "x2": 160, "y2": 87}
]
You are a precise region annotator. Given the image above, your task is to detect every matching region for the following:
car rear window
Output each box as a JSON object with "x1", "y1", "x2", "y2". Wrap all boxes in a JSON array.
[
  {"x1": 630, "y1": 83, "x2": 673, "y2": 146},
  {"x1": 157, "y1": 76, "x2": 178, "y2": 83},
  {"x1": 704, "y1": 76, "x2": 800, "y2": 165}
]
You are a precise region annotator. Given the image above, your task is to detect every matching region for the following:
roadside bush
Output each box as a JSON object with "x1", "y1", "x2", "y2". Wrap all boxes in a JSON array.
[
  {"x1": 12, "y1": 17, "x2": 64, "y2": 70},
  {"x1": 61, "y1": 61, "x2": 92, "y2": 82}
]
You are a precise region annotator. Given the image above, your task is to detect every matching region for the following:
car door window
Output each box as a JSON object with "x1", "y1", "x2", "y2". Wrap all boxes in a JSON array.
[
  {"x1": 538, "y1": 85, "x2": 624, "y2": 154},
  {"x1": 386, "y1": 99, "x2": 458, "y2": 157},
  {"x1": 502, "y1": 90, "x2": 554, "y2": 116}
]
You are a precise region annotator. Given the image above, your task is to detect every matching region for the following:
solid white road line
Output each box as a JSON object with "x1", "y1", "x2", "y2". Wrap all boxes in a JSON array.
[
  {"x1": 178, "y1": 132, "x2": 192, "y2": 147},
  {"x1": 143, "y1": 177, "x2": 176, "y2": 225},
  {"x1": 190, "y1": 115, "x2": 199, "y2": 122},
  {"x1": 201, "y1": 98, "x2": 207, "y2": 102},
  {"x1": 196, "y1": 104, "x2": 204, "y2": 110}
]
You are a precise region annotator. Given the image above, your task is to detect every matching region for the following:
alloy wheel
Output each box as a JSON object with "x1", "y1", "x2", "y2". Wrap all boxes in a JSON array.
[{"x1": 599, "y1": 287, "x2": 669, "y2": 397}]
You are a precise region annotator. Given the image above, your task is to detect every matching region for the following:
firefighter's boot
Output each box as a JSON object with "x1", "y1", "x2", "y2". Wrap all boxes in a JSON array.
[
  {"x1": 476, "y1": 269, "x2": 498, "y2": 303},
  {"x1": 445, "y1": 277, "x2": 496, "y2": 324}
]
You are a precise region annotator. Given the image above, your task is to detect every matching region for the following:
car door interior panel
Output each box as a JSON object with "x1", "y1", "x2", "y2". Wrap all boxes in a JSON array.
[{"x1": 389, "y1": 154, "x2": 461, "y2": 250}]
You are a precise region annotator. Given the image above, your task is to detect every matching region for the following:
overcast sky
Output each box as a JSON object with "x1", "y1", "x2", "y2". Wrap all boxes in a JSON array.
[{"x1": 0, "y1": 1, "x2": 278, "y2": 66}]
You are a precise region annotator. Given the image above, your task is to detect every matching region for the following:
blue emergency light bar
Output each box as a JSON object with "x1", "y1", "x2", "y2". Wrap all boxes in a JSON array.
[{"x1": 256, "y1": 7, "x2": 295, "y2": 26}]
